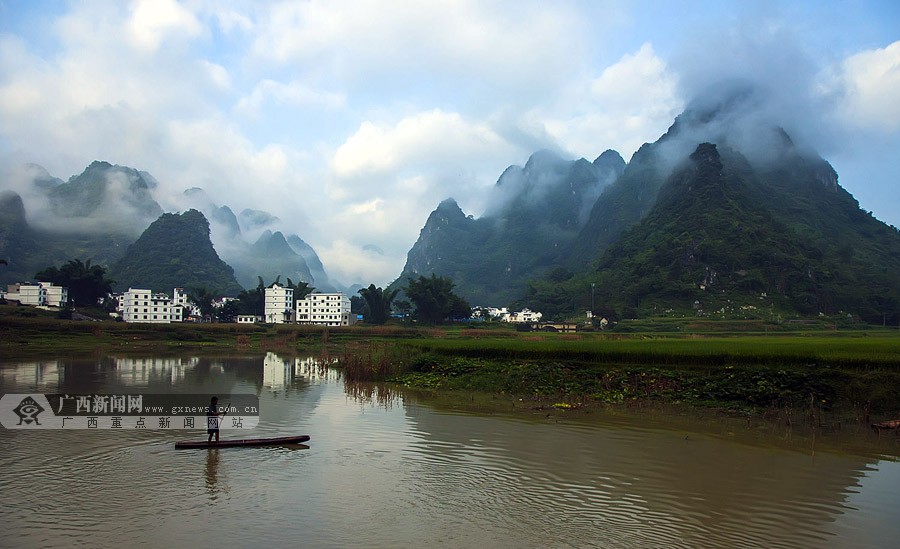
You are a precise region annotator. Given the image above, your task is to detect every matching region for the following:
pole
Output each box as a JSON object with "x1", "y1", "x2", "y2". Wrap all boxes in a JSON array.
[{"x1": 590, "y1": 283, "x2": 595, "y2": 317}]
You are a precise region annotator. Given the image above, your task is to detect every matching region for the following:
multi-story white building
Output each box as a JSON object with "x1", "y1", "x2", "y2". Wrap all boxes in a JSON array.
[
  {"x1": 264, "y1": 284, "x2": 294, "y2": 324},
  {"x1": 119, "y1": 288, "x2": 184, "y2": 323},
  {"x1": 295, "y1": 292, "x2": 356, "y2": 326},
  {"x1": 4, "y1": 282, "x2": 68, "y2": 308}
]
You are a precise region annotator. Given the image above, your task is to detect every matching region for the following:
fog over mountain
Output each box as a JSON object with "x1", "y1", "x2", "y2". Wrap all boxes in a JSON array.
[
  {"x1": 394, "y1": 75, "x2": 900, "y2": 321},
  {"x1": 0, "y1": 161, "x2": 340, "y2": 292},
  {"x1": 0, "y1": 2, "x2": 896, "y2": 288}
]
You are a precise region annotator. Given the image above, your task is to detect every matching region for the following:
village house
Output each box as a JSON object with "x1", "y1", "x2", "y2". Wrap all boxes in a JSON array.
[
  {"x1": 296, "y1": 292, "x2": 356, "y2": 326},
  {"x1": 236, "y1": 314, "x2": 264, "y2": 324},
  {"x1": 473, "y1": 306, "x2": 543, "y2": 323},
  {"x1": 3, "y1": 282, "x2": 68, "y2": 308},
  {"x1": 118, "y1": 288, "x2": 184, "y2": 323},
  {"x1": 507, "y1": 308, "x2": 542, "y2": 323},
  {"x1": 264, "y1": 284, "x2": 294, "y2": 324}
]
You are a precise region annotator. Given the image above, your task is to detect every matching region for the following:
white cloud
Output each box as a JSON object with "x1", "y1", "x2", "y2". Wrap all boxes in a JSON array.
[
  {"x1": 331, "y1": 109, "x2": 514, "y2": 188},
  {"x1": 542, "y1": 43, "x2": 682, "y2": 160},
  {"x1": 248, "y1": 0, "x2": 585, "y2": 103},
  {"x1": 831, "y1": 40, "x2": 900, "y2": 132},
  {"x1": 2, "y1": 0, "x2": 899, "y2": 289},
  {"x1": 236, "y1": 79, "x2": 345, "y2": 115},
  {"x1": 128, "y1": 0, "x2": 204, "y2": 53}
]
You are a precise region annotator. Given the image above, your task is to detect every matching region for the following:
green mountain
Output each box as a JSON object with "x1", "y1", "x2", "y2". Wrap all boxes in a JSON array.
[
  {"x1": 0, "y1": 189, "x2": 136, "y2": 286},
  {"x1": 180, "y1": 186, "x2": 334, "y2": 291},
  {"x1": 109, "y1": 209, "x2": 243, "y2": 296},
  {"x1": 0, "y1": 163, "x2": 337, "y2": 293},
  {"x1": 523, "y1": 138, "x2": 900, "y2": 323},
  {"x1": 392, "y1": 149, "x2": 625, "y2": 304},
  {"x1": 43, "y1": 160, "x2": 163, "y2": 234},
  {"x1": 0, "y1": 191, "x2": 38, "y2": 283},
  {"x1": 399, "y1": 85, "x2": 900, "y2": 323}
]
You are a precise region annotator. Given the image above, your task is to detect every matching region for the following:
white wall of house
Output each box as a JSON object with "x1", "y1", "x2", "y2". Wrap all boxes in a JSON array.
[
  {"x1": 264, "y1": 284, "x2": 294, "y2": 324},
  {"x1": 120, "y1": 288, "x2": 183, "y2": 323},
  {"x1": 296, "y1": 292, "x2": 355, "y2": 326},
  {"x1": 236, "y1": 315, "x2": 263, "y2": 324},
  {"x1": 4, "y1": 282, "x2": 68, "y2": 308}
]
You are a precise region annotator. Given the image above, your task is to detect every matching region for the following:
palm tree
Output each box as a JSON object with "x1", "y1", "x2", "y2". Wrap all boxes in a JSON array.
[
  {"x1": 358, "y1": 284, "x2": 398, "y2": 324},
  {"x1": 189, "y1": 286, "x2": 216, "y2": 321},
  {"x1": 35, "y1": 258, "x2": 114, "y2": 307},
  {"x1": 286, "y1": 278, "x2": 314, "y2": 308}
]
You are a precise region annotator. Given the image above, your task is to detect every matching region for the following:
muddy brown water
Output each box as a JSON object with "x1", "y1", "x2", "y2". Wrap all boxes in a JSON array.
[{"x1": 1, "y1": 353, "x2": 898, "y2": 548}]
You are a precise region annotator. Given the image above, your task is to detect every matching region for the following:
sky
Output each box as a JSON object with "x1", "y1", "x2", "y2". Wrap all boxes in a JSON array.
[{"x1": 0, "y1": 0, "x2": 898, "y2": 288}]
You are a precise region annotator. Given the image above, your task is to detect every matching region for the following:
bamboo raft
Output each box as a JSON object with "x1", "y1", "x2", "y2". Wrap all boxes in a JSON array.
[
  {"x1": 870, "y1": 420, "x2": 900, "y2": 433},
  {"x1": 174, "y1": 435, "x2": 310, "y2": 449}
]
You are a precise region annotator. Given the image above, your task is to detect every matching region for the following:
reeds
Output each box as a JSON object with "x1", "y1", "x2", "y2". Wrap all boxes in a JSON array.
[{"x1": 337, "y1": 342, "x2": 403, "y2": 382}]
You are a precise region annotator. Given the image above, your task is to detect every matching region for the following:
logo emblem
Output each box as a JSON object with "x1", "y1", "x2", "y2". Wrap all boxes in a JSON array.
[{"x1": 13, "y1": 396, "x2": 44, "y2": 425}]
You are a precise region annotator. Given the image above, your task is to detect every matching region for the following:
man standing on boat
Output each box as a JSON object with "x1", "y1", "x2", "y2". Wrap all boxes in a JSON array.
[{"x1": 207, "y1": 396, "x2": 226, "y2": 443}]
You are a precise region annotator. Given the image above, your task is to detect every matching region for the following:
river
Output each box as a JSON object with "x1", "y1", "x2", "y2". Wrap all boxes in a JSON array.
[{"x1": 1, "y1": 352, "x2": 898, "y2": 548}]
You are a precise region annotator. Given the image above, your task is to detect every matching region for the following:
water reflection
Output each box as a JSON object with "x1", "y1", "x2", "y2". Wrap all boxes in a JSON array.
[
  {"x1": 205, "y1": 449, "x2": 222, "y2": 498},
  {"x1": 344, "y1": 381, "x2": 403, "y2": 410},
  {"x1": 1, "y1": 353, "x2": 898, "y2": 548},
  {"x1": 113, "y1": 356, "x2": 198, "y2": 385},
  {"x1": 0, "y1": 360, "x2": 63, "y2": 389}
]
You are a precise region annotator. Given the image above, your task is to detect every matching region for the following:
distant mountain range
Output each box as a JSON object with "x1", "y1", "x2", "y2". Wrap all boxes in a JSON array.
[
  {"x1": 391, "y1": 149, "x2": 625, "y2": 305},
  {"x1": 394, "y1": 85, "x2": 900, "y2": 323},
  {"x1": 3, "y1": 83, "x2": 899, "y2": 323},
  {"x1": 0, "y1": 162, "x2": 337, "y2": 295}
]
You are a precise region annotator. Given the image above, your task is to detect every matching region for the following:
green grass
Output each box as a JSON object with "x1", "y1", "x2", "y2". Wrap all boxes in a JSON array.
[{"x1": 401, "y1": 333, "x2": 900, "y2": 369}]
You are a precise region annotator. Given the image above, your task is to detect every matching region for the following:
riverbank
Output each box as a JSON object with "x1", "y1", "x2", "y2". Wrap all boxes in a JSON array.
[{"x1": 3, "y1": 307, "x2": 899, "y2": 422}]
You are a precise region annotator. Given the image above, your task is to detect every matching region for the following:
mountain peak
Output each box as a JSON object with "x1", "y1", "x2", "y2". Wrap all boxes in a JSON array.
[
  {"x1": 110, "y1": 209, "x2": 242, "y2": 295},
  {"x1": 689, "y1": 142, "x2": 723, "y2": 173},
  {"x1": 594, "y1": 149, "x2": 625, "y2": 167},
  {"x1": 436, "y1": 197, "x2": 462, "y2": 212},
  {"x1": 86, "y1": 160, "x2": 114, "y2": 171}
]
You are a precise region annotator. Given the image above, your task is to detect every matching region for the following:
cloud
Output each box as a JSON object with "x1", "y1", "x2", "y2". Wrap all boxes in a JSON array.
[
  {"x1": 332, "y1": 110, "x2": 511, "y2": 178},
  {"x1": 829, "y1": 40, "x2": 900, "y2": 132},
  {"x1": 236, "y1": 79, "x2": 345, "y2": 115},
  {"x1": 2, "y1": 0, "x2": 899, "y2": 288},
  {"x1": 542, "y1": 43, "x2": 682, "y2": 161},
  {"x1": 128, "y1": 0, "x2": 204, "y2": 53},
  {"x1": 248, "y1": 0, "x2": 586, "y2": 104}
]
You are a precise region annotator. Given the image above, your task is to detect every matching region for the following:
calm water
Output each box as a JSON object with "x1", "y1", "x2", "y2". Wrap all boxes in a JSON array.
[{"x1": 1, "y1": 353, "x2": 898, "y2": 548}]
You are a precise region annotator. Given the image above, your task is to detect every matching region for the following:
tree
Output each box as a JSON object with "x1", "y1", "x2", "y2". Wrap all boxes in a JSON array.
[
  {"x1": 358, "y1": 284, "x2": 398, "y2": 324},
  {"x1": 350, "y1": 295, "x2": 365, "y2": 315},
  {"x1": 234, "y1": 278, "x2": 267, "y2": 316},
  {"x1": 35, "y1": 259, "x2": 114, "y2": 308},
  {"x1": 218, "y1": 299, "x2": 241, "y2": 323},
  {"x1": 189, "y1": 286, "x2": 216, "y2": 320},
  {"x1": 286, "y1": 277, "x2": 314, "y2": 308},
  {"x1": 404, "y1": 274, "x2": 470, "y2": 324}
]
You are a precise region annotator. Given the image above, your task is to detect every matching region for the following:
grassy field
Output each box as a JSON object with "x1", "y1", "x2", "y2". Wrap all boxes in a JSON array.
[{"x1": 401, "y1": 332, "x2": 900, "y2": 368}]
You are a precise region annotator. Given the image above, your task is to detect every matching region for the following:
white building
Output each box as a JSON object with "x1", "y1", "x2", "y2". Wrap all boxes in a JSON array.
[
  {"x1": 119, "y1": 288, "x2": 184, "y2": 323},
  {"x1": 4, "y1": 282, "x2": 68, "y2": 308},
  {"x1": 264, "y1": 284, "x2": 294, "y2": 324},
  {"x1": 296, "y1": 292, "x2": 356, "y2": 326},
  {"x1": 236, "y1": 315, "x2": 263, "y2": 324},
  {"x1": 507, "y1": 308, "x2": 542, "y2": 323}
]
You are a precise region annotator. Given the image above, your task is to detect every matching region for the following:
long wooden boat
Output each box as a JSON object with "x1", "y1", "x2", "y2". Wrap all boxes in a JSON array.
[
  {"x1": 174, "y1": 435, "x2": 310, "y2": 449},
  {"x1": 871, "y1": 420, "x2": 900, "y2": 432}
]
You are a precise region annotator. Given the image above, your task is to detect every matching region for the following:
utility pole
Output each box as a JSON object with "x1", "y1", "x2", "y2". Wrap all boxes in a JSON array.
[{"x1": 591, "y1": 283, "x2": 595, "y2": 317}]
